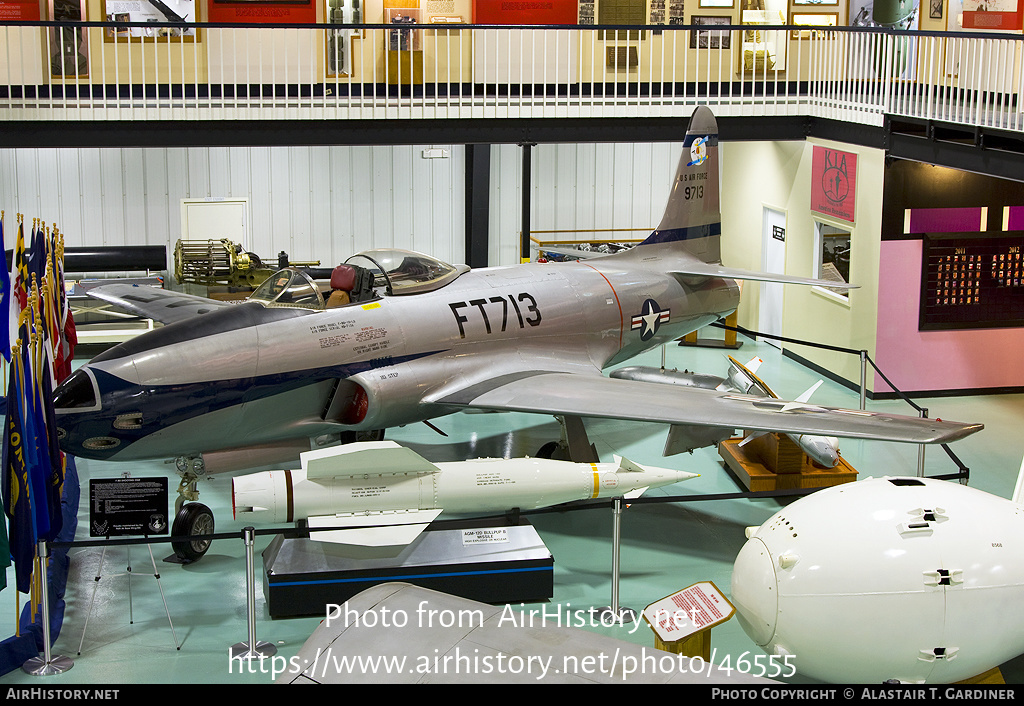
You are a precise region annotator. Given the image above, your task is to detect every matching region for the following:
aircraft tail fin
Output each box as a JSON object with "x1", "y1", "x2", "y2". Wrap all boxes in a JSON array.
[{"x1": 639, "y1": 105, "x2": 722, "y2": 265}]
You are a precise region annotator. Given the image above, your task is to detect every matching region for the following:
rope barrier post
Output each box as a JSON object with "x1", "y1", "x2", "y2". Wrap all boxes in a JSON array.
[
  {"x1": 595, "y1": 496, "x2": 637, "y2": 625},
  {"x1": 230, "y1": 527, "x2": 277, "y2": 661},
  {"x1": 918, "y1": 407, "x2": 929, "y2": 478},
  {"x1": 23, "y1": 540, "x2": 74, "y2": 676},
  {"x1": 859, "y1": 349, "x2": 867, "y2": 411}
]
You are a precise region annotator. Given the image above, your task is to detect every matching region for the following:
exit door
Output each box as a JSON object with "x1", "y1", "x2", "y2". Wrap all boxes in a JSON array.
[{"x1": 759, "y1": 206, "x2": 786, "y2": 349}]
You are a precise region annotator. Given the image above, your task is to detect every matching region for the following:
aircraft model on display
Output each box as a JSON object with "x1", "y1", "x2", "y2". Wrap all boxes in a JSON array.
[
  {"x1": 610, "y1": 356, "x2": 841, "y2": 468},
  {"x1": 53, "y1": 106, "x2": 982, "y2": 558},
  {"x1": 731, "y1": 464, "x2": 1024, "y2": 683},
  {"x1": 230, "y1": 440, "x2": 698, "y2": 554}
]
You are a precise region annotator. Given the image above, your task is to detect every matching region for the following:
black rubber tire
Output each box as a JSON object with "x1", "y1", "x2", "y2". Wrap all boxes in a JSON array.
[{"x1": 171, "y1": 502, "x2": 215, "y2": 563}]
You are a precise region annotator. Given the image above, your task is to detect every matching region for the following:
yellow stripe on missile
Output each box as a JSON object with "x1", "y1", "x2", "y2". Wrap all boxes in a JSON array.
[{"x1": 591, "y1": 463, "x2": 600, "y2": 498}]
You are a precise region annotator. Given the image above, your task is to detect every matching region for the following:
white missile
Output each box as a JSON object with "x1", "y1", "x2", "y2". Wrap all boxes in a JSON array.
[
  {"x1": 232, "y1": 440, "x2": 698, "y2": 547},
  {"x1": 611, "y1": 356, "x2": 841, "y2": 468},
  {"x1": 731, "y1": 472, "x2": 1024, "y2": 683}
]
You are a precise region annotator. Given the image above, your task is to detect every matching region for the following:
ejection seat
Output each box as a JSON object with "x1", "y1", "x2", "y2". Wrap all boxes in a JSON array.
[{"x1": 325, "y1": 263, "x2": 376, "y2": 307}]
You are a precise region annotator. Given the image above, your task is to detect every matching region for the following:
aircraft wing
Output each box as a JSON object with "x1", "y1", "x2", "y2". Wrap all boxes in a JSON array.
[
  {"x1": 431, "y1": 371, "x2": 982, "y2": 445},
  {"x1": 86, "y1": 283, "x2": 234, "y2": 325},
  {"x1": 669, "y1": 262, "x2": 858, "y2": 290}
]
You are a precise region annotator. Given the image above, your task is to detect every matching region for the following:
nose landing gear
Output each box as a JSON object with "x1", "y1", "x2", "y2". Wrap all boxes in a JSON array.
[{"x1": 168, "y1": 456, "x2": 214, "y2": 563}]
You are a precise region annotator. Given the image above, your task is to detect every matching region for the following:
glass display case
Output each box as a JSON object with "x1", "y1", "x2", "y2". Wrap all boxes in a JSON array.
[{"x1": 739, "y1": 0, "x2": 786, "y2": 75}]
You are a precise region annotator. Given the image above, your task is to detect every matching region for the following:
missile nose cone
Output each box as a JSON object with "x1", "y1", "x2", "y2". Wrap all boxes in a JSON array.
[
  {"x1": 731, "y1": 537, "x2": 778, "y2": 647},
  {"x1": 802, "y1": 437, "x2": 840, "y2": 468}
]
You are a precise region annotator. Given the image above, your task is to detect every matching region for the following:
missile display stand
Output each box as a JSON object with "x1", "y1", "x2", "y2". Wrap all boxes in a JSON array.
[
  {"x1": 719, "y1": 432, "x2": 857, "y2": 492},
  {"x1": 677, "y1": 311, "x2": 743, "y2": 349},
  {"x1": 261, "y1": 516, "x2": 553, "y2": 618}
]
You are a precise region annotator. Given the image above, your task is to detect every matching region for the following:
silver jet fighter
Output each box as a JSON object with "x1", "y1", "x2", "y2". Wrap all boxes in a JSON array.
[{"x1": 54, "y1": 107, "x2": 982, "y2": 484}]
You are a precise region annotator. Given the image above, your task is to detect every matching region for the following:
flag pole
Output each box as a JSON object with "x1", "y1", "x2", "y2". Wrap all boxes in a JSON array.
[{"x1": 21, "y1": 540, "x2": 73, "y2": 675}]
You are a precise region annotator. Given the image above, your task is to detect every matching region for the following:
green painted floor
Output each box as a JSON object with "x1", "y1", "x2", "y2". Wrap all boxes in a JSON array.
[{"x1": 2, "y1": 334, "x2": 1022, "y2": 685}]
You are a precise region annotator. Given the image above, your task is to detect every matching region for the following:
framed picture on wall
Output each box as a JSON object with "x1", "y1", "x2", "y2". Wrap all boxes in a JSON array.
[
  {"x1": 102, "y1": 0, "x2": 199, "y2": 41},
  {"x1": 699, "y1": 0, "x2": 734, "y2": 7},
  {"x1": 690, "y1": 15, "x2": 732, "y2": 48},
  {"x1": 49, "y1": 0, "x2": 88, "y2": 76},
  {"x1": 929, "y1": 0, "x2": 943, "y2": 18},
  {"x1": 790, "y1": 12, "x2": 838, "y2": 38}
]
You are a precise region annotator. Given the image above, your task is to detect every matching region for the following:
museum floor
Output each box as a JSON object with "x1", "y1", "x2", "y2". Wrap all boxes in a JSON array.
[{"x1": 2, "y1": 333, "x2": 1022, "y2": 685}]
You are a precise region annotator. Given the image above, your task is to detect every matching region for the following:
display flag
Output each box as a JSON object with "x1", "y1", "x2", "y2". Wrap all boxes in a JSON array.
[
  {"x1": 1, "y1": 347, "x2": 37, "y2": 593},
  {"x1": 21, "y1": 287, "x2": 55, "y2": 542},
  {"x1": 0, "y1": 213, "x2": 10, "y2": 363},
  {"x1": 7, "y1": 216, "x2": 27, "y2": 366}
]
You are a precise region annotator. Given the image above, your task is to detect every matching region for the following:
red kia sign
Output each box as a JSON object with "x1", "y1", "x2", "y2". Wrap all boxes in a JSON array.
[{"x1": 811, "y1": 145, "x2": 857, "y2": 223}]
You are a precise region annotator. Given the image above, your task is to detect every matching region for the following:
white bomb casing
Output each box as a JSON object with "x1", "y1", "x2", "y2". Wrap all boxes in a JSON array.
[
  {"x1": 731, "y1": 476, "x2": 1024, "y2": 683},
  {"x1": 232, "y1": 440, "x2": 697, "y2": 546}
]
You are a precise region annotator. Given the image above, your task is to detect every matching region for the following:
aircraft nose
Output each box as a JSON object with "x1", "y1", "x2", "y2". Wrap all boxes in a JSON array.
[
  {"x1": 53, "y1": 367, "x2": 126, "y2": 456},
  {"x1": 53, "y1": 368, "x2": 99, "y2": 411}
]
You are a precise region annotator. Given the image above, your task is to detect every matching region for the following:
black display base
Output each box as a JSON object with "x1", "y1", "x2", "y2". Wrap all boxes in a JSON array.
[{"x1": 262, "y1": 517, "x2": 554, "y2": 618}]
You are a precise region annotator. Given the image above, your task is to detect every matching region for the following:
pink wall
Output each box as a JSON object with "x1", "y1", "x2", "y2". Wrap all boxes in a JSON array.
[{"x1": 874, "y1": 239, "x2": 1024, "y2": 394}]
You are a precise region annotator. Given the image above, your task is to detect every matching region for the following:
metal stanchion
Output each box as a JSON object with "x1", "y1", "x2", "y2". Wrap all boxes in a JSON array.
[
  {"x1": 596, "y1": 497, "x2": 637, "y2": 624},
  {"x1": 230, "y1": 527, "x2": 277, "y2": 660},
  {"x1": 918, "y1": 407, "x2": 929, "y2": 478},
  {"x1": 859, "y1": 349, "x2": 867, "y2": 410},
  {"x1": 23, "y1": 540, "x2": 74, "y2": 676}
]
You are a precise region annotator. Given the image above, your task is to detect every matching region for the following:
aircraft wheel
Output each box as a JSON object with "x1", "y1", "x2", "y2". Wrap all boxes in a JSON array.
[{"x1": 171, "y1": 502, "x2": 215, "y2": 563}]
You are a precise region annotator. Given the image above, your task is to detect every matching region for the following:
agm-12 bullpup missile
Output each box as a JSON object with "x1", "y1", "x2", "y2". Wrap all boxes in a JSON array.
[{"x1": 232, "y1": 440, "x2": 698, "y2": 547}]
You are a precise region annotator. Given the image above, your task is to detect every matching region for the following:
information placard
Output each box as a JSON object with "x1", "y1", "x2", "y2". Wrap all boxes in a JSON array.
[
  {"x1": 920, "y1": 232, "x2": 1024, "y2": 331},
  {"x1": 643, "y1": 581, "x2": 735, "y2": 643},
  {"x1": 90, "y1": 477, "x2": 169, "y2": 537}
]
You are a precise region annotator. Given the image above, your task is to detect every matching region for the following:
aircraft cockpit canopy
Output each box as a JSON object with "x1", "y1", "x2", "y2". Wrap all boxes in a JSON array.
[
  {"x1": 345, "y1": 249, "x2": 468, "y2": 296},
  {"x1": 249, "y1": 268, "x2": 325, "y2": 310}
]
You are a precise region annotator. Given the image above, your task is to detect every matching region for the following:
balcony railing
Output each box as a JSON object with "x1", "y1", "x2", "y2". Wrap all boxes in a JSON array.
[{"x1": 2, "y1": 21, "x2": 1022, "y2": 132}]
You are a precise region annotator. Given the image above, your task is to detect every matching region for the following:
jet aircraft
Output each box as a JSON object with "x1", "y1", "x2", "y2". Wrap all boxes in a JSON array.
[{"x1": 54, "y1": 106, "x2": 983, "y2": 558}]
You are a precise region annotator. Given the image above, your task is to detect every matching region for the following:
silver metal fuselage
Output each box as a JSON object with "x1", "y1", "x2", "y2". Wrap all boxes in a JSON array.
[{"x1": 56, "y1": 250, "x2": 739, "y2": 463}]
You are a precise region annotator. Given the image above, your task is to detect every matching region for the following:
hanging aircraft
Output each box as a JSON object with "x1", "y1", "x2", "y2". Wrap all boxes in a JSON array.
[{"x1": 53, "y1": 106, "x2": 983, "y2": 559}]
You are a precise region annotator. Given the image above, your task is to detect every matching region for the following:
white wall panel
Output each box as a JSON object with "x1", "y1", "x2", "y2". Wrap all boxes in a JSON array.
[
  {"x1": 3, "y1": 141, "x2": 685, "y2": 273},
  {"x1": 0, "y1": 144, "x2": 466, "y2": 278},
  {"x1": 489, "y1": 141, "x2": 685, "y2": 267}
]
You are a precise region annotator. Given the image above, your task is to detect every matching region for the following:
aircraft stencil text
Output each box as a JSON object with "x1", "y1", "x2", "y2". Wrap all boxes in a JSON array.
[{"x1": 449, "y1": 292, "x2": 542, "y2": 338}]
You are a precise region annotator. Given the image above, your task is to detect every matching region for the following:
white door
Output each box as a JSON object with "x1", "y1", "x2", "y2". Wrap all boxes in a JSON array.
[
  {"x1": 759, "y1": 206, "x2": 786, "y2": 349},
  {"x1": 181, "y1": 198, "x2": 249, "y2": 246}
]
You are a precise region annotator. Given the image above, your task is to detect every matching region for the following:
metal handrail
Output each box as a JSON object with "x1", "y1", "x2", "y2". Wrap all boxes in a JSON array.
[{"x1": 2, "y1": 21, "x2": 1021, "y2": 133}]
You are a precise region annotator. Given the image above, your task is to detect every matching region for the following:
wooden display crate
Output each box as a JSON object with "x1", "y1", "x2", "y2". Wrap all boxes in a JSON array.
[{"x1": 719, "y1": 434, "x2": 857, "y2": 492}]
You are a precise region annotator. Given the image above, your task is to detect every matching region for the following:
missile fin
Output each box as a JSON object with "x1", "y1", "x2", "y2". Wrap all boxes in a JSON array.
[
  {"x1": 301, "y1": 441, "x2": 440, "y2": 479},
  {"x1": 307, "y1": 508, "x2": 443, "y2": 547},
  {"x1": 624, "y1": 486, "x2": 650, "y2": 500},
  {"x1": 1013, "y1": 454, "x2": 1024, "y2": 505},
  {"x1": 614, "y1": 455, "x2": 645, "y2": 473},
  {"x1": 795, "y1": 380, "x2": 825, "y2": 404}
]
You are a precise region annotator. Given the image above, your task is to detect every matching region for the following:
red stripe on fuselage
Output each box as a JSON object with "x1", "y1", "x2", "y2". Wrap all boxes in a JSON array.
[{"x1": 583, "y1": 263, "x2": 623, "y2": 349}]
